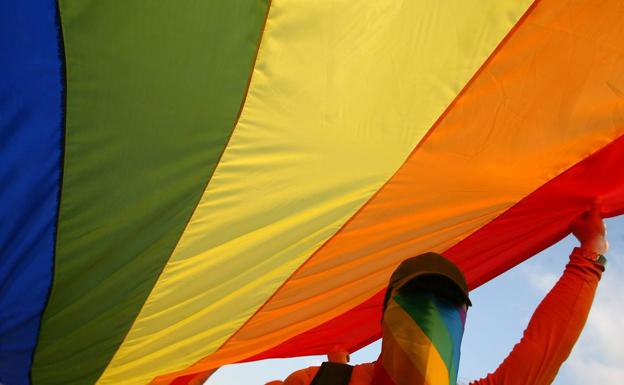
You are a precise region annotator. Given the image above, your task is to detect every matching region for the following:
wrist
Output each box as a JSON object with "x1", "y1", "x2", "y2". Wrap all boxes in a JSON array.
[
  {"x1": 579, "y1": 237, "x2": 607, "y2": 255},
  {"x1": 572, "y1": 247, "x2": 607, "y2": 267}
]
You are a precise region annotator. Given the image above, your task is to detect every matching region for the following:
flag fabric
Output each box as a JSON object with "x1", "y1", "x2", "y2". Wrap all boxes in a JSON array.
[
  {"x1": 2, "y1": 0, "x2": 624, "y2": 384},
  {"x1": 376, "y1": 293, "x2": 466, "y2": 385}
]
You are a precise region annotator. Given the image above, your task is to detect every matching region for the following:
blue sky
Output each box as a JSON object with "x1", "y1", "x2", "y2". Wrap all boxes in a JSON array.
[{"x1": 208, "y1": 216, "x2": 624, "y2": 385}]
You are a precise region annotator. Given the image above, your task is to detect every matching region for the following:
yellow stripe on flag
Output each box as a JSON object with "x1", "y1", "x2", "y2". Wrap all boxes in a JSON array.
[
  {"x1": 182, "y1": 2, "x2": 624, "y2": 382},
  {"x1": 384, "y1": 300, "x2": 450, "y2": 385},
  {"x1": 98, "y1": 1, "x2": 533, "y2": 383}
]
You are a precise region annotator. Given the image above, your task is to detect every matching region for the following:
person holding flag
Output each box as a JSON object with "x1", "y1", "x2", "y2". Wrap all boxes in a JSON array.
[{"x1": 267, "y1": 203, "x2": 608, "y2": 385}]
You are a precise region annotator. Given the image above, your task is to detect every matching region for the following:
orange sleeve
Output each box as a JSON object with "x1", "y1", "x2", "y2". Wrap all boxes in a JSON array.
[
  {"x1": 470, "y1": 248, "x2": 604, "y2": 385},
  {"x1": 273, "y1": 362, "x2": 373, "y2": 385}
]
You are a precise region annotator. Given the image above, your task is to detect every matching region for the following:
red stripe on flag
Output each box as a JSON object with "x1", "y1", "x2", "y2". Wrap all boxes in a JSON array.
[{"x1": 244, "y1": 134, "x2": 624, "y2": 361}]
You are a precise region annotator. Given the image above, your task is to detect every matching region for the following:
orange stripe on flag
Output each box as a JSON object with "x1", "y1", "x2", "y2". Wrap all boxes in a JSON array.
[{"x1": 152, "y1": 0, "x2": 624, "y2": 382}]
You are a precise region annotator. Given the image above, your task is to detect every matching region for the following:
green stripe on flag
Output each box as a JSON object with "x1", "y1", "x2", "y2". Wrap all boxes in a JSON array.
[
  {"x1": 394, "y1": 293, "x2": 455, "y2": 375},
  {"x1": 32, "y1": 1, "x2": 269, "y2": 384}
]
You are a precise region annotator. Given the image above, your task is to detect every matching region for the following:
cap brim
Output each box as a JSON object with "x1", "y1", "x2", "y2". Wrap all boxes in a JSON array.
[{"x1": 394, "y1": 271, "x2": 472, "y2": 307}]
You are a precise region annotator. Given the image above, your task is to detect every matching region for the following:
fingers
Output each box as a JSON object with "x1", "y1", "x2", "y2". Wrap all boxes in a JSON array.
[
  {"x1": 578, "y1": 201, "x2": 604, "y2": 231},
  {"x1": 328, "y1": 346, "x2": 349, "y2": 363},
  {"x1": 588, "y1": 202, "x2": 606, "y2": 236},
  {"x1": 589, "y1": 200, "x2": 602, "y2": 211},
  {"x1": 588, "y1": 201, "x2": 602, "y2": 221},
  {"x1": 570, "y1": 218, "x2": 584, "y2": 232},
  {"x1": 570, "y1": 201, "x2": 605, "y2": 235},
  {"x1": 571, "y1": 200, "x2": 608, "y2": 254}
]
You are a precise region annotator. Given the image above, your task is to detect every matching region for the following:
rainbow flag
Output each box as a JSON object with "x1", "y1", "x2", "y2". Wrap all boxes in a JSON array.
[
  {"x1": 377, "y1": 293, "x2": 467, "y2": 385},
  {"x1": 2, "y1": 0, "x2": 624, "y2": 384}
]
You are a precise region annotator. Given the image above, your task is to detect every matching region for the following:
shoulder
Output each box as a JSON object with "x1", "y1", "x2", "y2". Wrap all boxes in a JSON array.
[
  {"x1": 282, "y1": 365, "x2": 321, "y2": 385},
  {"x1": 278, "y1": 361, "x2": 375, "y2": 385},
  {"x1": 350, "y1": 362, "x2": 375, "y2": 384}
]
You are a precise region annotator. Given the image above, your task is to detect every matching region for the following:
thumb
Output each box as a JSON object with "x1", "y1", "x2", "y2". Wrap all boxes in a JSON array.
[
  {"x1": 588, "y1": 201, "x2": 603, "y2": 222},
  {"x1": 570, "y1": 217, "x2": 584, "y2": 232}
]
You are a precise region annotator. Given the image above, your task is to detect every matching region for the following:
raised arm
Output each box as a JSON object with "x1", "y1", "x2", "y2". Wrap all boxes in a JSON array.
[{"x1": 470, "y1": 204, "x2": 607, "y2": 385}]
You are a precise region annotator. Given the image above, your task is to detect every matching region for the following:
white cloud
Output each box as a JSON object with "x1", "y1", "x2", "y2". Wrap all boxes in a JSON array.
[
  {"x1": 523, "y1": 263, "x2": 558, "y2": 293},
  {"x1": 521, "y1": 249, "x2": 624, "y2": 385},
  {"x1": 564, "y1": 257, "x2": 624, "y2": 385}
]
